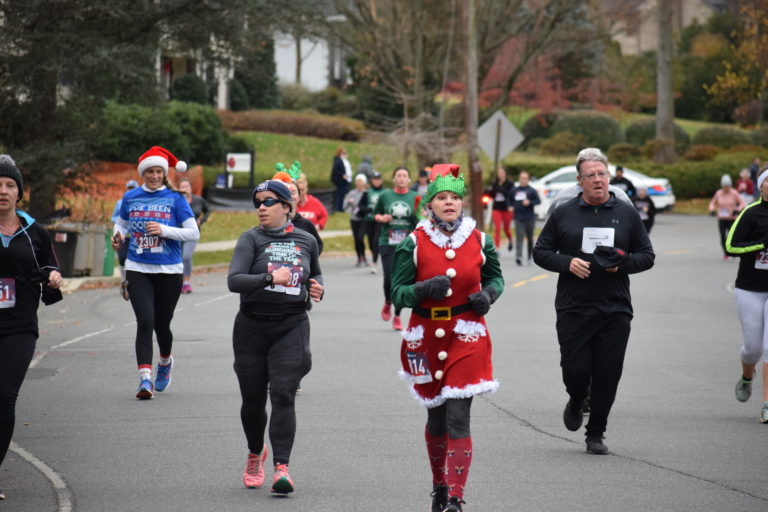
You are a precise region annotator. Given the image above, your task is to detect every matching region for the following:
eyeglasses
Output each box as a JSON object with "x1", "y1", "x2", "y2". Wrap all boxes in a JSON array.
[
  {"x1": 579, "y1": 172, "x2": 610, "y2": 181},
  {"x1": 253, "y1": 197, "x2": 286, "y2": 208}
]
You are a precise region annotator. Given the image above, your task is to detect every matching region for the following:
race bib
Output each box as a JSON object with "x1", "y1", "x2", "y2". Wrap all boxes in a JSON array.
[
  {"x1": 514, "y1": 191, "x2": 527, "y2": 201},
  {"x1": 0, "y1": 278, "x2": 16, "y2": 309},
  {"x1": 405, "y1": 351, "x2": 433, "y2": 384},
  {"x1": 755, "y1": 250, "x2": 768, "y2": 270},
  {"x1": 494, "y1": 192, "x2": 506, "y2": 202},
  {"x1": 135, "y1": 234, "x2": 164, "y2": 254},
  {"x1": 718, "y1": 208, "x2": 730, "y2": 218},
  {"x1": 388, "y1": 229, "x2": 407, "y2": 245},
  {"x1": 616, "y1": 183, "x2": 628, "y2": 192},
  {"x1": 582, "y1": 227, "x2": 615, "y2": 254},
  {"x1": 266, "y1": 262, "x2": 303, "y2": 295}
]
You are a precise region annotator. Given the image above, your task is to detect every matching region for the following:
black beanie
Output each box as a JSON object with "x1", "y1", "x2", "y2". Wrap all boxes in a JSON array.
[{"x1": 0, "y1": 155, "x2": 23, "y2": 201}]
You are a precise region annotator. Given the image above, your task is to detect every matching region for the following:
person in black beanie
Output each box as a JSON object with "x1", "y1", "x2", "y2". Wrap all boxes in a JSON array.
[{"x1": 0, "y1": 155, "x2": 63, "y2": 501}]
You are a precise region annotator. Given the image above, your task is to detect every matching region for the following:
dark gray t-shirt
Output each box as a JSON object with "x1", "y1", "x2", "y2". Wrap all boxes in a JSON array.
[{"x1": 227, "y1": 226, "x2": 322, "y2": 315}]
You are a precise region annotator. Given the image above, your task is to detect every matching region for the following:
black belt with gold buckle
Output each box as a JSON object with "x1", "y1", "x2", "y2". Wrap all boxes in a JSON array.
[{"x1": 412, "y1": 303, "x2": 472, "y2": 321}]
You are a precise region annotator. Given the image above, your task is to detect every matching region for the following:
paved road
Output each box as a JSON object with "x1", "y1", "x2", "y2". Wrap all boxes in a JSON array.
[{"x1": 3, "y1": 214, "x2": 767, "y2": 512}]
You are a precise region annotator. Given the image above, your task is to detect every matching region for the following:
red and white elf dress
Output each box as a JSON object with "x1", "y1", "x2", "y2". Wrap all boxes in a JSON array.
[{"x1": 392, "y1": 218, "x2": 503, "y2": 408}]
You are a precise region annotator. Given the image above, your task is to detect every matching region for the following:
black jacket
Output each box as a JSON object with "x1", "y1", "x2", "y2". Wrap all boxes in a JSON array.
[
  {"x1": 533, "y1": 193, "x2": 655, "y2": 316},
  {"x1": 0, "y1": 211, "x2": 60, "y2": 337},
  {"x1": 331, "y1": 156, "x2": 347, "y2": 187},
  {"x1": 725, "y1": 199, "x2": 768, "y2": 292}
]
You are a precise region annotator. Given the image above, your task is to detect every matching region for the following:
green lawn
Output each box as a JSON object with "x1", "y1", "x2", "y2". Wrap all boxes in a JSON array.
[{"x1": 200, "y1": 211, "x2": 352, "y2": 243}]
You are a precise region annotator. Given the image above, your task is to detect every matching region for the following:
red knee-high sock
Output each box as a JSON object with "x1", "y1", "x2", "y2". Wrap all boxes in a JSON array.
[
  {"x1": 424, "y1": 428, "x2": 448, "y2": 486},
  {"x1": 446, "y1": 436, "x2": 472, "y2": 499}
]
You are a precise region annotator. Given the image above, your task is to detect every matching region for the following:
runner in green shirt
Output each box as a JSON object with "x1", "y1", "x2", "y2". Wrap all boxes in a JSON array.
[{"x1": 373, "y1": 166, "x2": 419, "y2": 331}]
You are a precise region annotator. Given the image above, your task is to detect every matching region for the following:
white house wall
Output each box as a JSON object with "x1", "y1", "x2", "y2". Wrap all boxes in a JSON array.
[{"x1": 274, "y1": 32, "x2": 330, "y2": 91}]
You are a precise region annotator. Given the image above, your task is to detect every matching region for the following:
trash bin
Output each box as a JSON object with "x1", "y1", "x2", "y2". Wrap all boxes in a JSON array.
[
  {"x1": 49, "y1": 226, "x2": 79, "y2": 278},
  {"x1": 103, "y1": 231, "x2": 115, "y2": 277},
  {"x1": 47, "y1": 223, "x2": 108, "y2": 277}
]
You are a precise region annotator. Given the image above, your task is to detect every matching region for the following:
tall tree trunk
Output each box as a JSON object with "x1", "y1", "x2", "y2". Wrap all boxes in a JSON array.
[
  {"x1": 654, "y1": 0, "x2": 675, "y2": 163},
  {"x1": 464, "y1": 0, "x2": 483, "y2": 228},
  {"x1": 294, "y1": 34, "x2": 302, "y2": 85}
]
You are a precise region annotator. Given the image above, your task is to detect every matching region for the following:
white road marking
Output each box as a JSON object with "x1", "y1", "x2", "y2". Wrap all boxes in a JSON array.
[
  {"x1": 9, "y1": 442, "x2": 73, "y2": 512},
  {"x1": 30, "y1": 326, "x2": 115, "y2": 369},
  {"x1": 194, "y1": 293, "x2": 231, "y2": 307}
]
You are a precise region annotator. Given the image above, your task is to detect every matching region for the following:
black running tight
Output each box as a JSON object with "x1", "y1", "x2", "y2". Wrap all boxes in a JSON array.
[
  {"x1": 233, "y1": 312, "x2": 311, "y2": 465},
  {"x1": 126, "y1": 271, "x2": 183, "y2": 366},
  {"x1": 0, "y1": 333, "x2": 36, "y2": 467},
  {"x1": 426, "y1": 397, "x2": 473, "y2": 439}
]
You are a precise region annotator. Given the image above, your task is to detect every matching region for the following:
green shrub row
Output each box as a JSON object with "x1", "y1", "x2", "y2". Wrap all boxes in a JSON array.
[
  {"x1": 94, "y1": 101, "x2": 228, "y2": 164},
  {"x1": 218, "y1": 109, "x2": 365, "y2": 141}
]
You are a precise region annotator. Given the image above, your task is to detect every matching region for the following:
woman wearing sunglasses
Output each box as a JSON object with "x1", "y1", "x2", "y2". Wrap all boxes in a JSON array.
[{"x1": 227, "y1": 179, "x2": 324, "y2": 495}]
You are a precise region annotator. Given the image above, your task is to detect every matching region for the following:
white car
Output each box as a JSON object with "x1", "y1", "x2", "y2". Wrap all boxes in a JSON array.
[{"x1": 531, "y1": 165, "x2": 676, "y2": 219}]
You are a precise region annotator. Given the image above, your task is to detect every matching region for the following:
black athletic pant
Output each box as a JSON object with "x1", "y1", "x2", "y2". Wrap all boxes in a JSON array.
[
  {"x1": 514, "y1": 218, "x2": 536, "y2": 260},
  {"x1": 718, "y1": 219, "x2": 735, "y2": 257},
  {"x1": 379, "y1": 245, "x2": 402, "y2": 315},
  {"x1": 362, "y1": 221, "x2": 380, "y2": 263},
  {"x1": 426, "y1": 397, "x2": 473, "y2": 439},
  {"x1": 555, "y1": 312, "x2": 631, "y2": 437},
  {"x1": 0, "y1": 333, "x2": 36, "y2": 467},
  {"x1": 126, "y1": 271, "x2": 183, "y2": 366},
  {"x1": 233, "y1": 312, "x2": 311, "y2": 465},
  {"x1": 350, "y1": 220, "x2": 366, "y2": 260}
]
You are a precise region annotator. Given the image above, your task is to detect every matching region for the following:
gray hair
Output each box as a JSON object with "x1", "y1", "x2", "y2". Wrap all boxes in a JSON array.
[{"x1": 576, "y1": 148, "x2": 609, "y2": 174}]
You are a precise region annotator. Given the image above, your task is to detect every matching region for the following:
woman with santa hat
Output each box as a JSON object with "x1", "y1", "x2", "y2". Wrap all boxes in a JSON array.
[
  {"x1": 391, "y1": 164, "x2": 504, "y2": 512},
  {"x1": 111, "y1": 146, "x2": 198, "y2": 400}
]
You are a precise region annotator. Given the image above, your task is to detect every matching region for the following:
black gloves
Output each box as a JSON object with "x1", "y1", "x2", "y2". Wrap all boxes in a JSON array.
[
  {"x1": 468, "y1": 287, "x2": 498, "y2": 315},
  {"x1": 414, "y1": 275, "x2": 451, "y2": 300}
]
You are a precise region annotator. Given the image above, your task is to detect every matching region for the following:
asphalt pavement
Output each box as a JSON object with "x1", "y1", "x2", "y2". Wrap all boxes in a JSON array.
[{"x1": 3, "y1": 214, "x2": 767, "y2": 512}]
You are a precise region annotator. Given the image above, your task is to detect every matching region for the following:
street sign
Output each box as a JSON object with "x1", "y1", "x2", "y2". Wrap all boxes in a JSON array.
[
  {"x1": 226, "y1": 153, "x2": 252, "y2": 173},
  {"x1": 477, "y1": 110, "x2": 523, "y2": 169}
]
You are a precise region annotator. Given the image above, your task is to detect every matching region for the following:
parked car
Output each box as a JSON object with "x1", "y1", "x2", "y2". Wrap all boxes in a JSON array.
[{"x1": 531, "y1": 165, "x2": 675, "y2": 219}]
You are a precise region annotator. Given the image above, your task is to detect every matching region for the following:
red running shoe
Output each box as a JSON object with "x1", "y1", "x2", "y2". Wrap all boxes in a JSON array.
[
  {"x1": 381, "y1": 302, "x2": 392, "y2": 322},
  {"x1": 243, "y1": 444, "x2": 268, "y2": 488},
  {"x1": 392, "y1": 315, "x2": 402, "y2": 330},
  {"x1": 271, "y1": 464, "x2": 294, "y2": 494}
]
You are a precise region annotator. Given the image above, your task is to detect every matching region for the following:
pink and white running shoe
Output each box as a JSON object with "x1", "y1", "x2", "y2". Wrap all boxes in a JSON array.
[
  {"x1": 271, "y1": 464, "x2": 294, "y2": 494},
  {"x1": 243, "y1": 445, "x2": 268, "y2": 488}
]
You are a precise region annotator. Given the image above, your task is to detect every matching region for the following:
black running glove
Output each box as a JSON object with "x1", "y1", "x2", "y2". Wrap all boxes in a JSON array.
[
  {"x1": 468, "y1": 287, "x2": 498, "y2": 315},
  {"x1": 413, "y1": 275, "x2": 451, "y2": 300}
]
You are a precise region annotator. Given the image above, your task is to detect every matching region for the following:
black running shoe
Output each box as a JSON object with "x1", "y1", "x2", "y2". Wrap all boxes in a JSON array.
[
  {"x1": 443, "y1": 496, "x2": 465, "y2": 511},
  {"x1": 563, "y1": 398, "x2": 584, "y2": 431},
  {"x1": 585, "y1": 435, "x2": 609, "y2": 455},
  {"x1": 431, "y1": 485, "x2": 448, "y2": 512}
]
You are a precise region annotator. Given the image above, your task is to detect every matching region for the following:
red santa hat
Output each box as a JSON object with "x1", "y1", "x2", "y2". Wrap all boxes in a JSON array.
[{"x1": 137, "y1": 146, "x2": 187, "y2": 176}]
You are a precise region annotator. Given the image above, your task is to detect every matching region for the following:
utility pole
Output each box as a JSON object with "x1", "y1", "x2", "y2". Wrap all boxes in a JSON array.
[
  {"x1": 464, "y1": 0, "x2": 483, "y2": 228},
  {"x1": 654, "y1": 0, "x2": 675, "y2": 163}
]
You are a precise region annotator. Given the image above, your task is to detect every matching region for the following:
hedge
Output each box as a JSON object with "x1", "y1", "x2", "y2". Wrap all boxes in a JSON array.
[
  {"x1": 550, "y1": 112, "x2": 623, "y2": 150},
  {"x1": 625, "y1": 119, "x2": 690, "y2": 153},
  {"x1": 218, "y1": 109, "x2": 365, "y2": 141},
  {"x1": 692, "y1": 126, "x2": 751, "y2": 148},
  {"x1": 521, "y1": 111, "x2": 560, "y2": 147},
  {"x1": 94, "y1": 101, "x2": 227, "y2": 164}
]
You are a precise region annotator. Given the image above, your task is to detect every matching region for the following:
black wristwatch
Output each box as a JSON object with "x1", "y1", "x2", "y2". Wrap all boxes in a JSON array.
[{"x1": 264, "y1": 273, "x2": 273, "y2": 286}]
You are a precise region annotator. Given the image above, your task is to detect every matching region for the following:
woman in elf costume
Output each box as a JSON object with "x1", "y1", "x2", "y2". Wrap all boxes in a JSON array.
[{"x1": 391, "y1": 164, "x2": 504, "y2": 512}]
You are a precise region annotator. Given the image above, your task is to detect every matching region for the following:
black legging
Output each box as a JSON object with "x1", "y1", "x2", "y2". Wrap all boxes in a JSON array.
[
  {"x1": 126, "y1": 271, "x2": 183, "y2": 366},
  {"x1": 718, "y1": 219, "x2": 735, "y2": 257},
  {"x1": 426, "y1": 397, "x2": 473, "y2": 439},
  {"x1": 350, "y1": 220, "x2": 366, "y2": 260},
  {"x1": 233, "y1": 312, "x2": 311, "y2": 465},
  {"x1": 0, "y1": 333, "x2": 36, "y2": 467},
  {"x1": 361, "y1": 221, "x2": 380, "y2": 264},
  {"x1": 379, "y1": 245, "x2": 402, "y2": 315}
]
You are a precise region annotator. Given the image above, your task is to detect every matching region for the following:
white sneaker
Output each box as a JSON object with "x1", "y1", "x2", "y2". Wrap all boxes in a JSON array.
[
  {"x1": 761, "y1": 402, "x2": 768, "y2": 424},
  {"x1": 735, "y1": 377, "x2": 752, "y2": 402}
]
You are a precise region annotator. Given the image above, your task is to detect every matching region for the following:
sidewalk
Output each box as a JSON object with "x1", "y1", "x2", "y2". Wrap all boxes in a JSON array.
[{"x1": 60, "y1": 229, "x2": 353, "y2": 293}]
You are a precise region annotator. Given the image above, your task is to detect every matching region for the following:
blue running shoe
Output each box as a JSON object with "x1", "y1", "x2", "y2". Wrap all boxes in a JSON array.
[
  {"x1": 155, "y1": 357, "x2": 173, "y2": 392},
  {"x1": 136, "y1": 378, "x2": 154, "y2": 400}
]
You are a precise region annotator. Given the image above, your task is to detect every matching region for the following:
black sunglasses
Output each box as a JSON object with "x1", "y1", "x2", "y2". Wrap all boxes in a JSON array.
[{"x1": 253, "y1": 197, "x2": 287, "y2": 208}]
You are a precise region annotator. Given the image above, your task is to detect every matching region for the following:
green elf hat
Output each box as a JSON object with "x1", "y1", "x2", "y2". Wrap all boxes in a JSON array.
[
  {"x1": 426, "y1": 163, "x2": 465, "y2": 202},
  {"x1": 288, "y1": 161, "x2": 302, "y2": 181}
]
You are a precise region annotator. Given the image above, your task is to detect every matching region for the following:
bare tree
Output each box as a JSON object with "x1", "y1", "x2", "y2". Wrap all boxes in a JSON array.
[{"x1": 655, "y1": 0, "x2": 676, "y2": 163}]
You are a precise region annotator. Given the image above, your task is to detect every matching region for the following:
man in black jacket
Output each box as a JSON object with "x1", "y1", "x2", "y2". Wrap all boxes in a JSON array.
[{"x1": 533, "y1": 148, "x2": 655, "y2": 455}]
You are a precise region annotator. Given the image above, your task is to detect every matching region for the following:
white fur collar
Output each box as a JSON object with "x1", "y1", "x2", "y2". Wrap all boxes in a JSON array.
[{"x1": 417, "y1": 216, "x2": 476, "y2": 249}]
